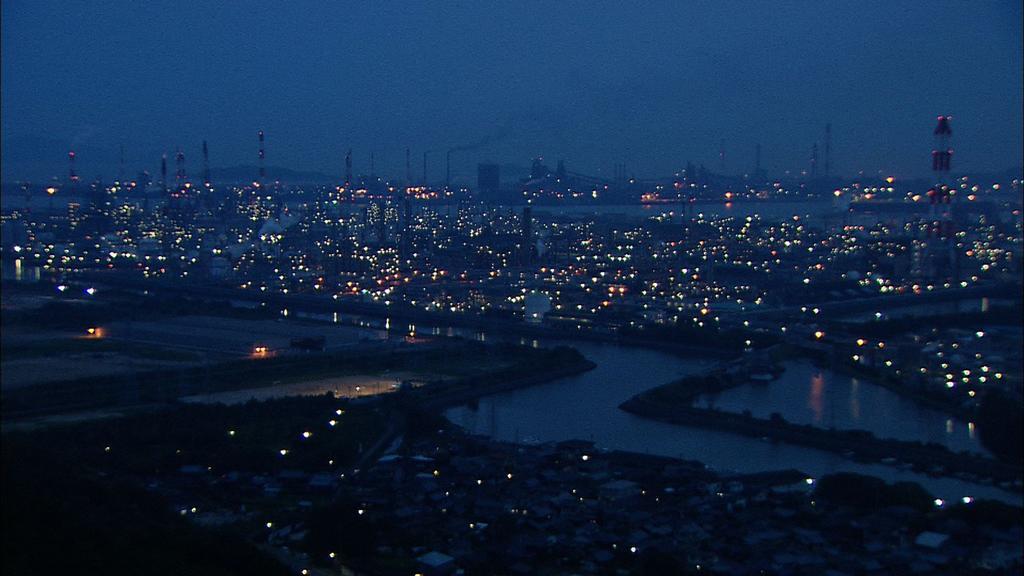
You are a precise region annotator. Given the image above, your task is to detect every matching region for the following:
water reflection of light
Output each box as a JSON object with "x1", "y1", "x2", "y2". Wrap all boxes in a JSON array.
[
  {"x1": 849, "y1": 378, "x2": 861, "y2": 421},
  {"x1": 968, "y1": 421, "x2": 976, "y2": 439},
  {"x1": 946, "y1": 418, "x2": 954, "y2": 435},
  {"x1": 808, "y1": 372, "x2": 824, "y2": 424}
]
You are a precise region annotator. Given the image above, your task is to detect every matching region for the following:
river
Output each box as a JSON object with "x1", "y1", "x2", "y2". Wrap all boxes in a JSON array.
[
  {"x1": 696, "y1": 360, "x2": 984, "y2": 454},
  {"x1": 444, "y1": 339, "x2": 1021, "y2": 506},
  {"x1": 74, "y1": 301, "x2": 1024, "y2": 505}
]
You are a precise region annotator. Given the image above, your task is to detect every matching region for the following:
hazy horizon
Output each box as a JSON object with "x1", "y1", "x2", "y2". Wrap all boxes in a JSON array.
[{"x1": 3, "y1": 1, "x2": 1022, "y2": 183}]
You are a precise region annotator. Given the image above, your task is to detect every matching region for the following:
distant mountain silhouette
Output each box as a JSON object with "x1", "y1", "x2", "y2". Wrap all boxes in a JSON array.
[
  {"x1": 0, "y1": 135, "x2": 342, "y2": 185},
  {"x1": 2, "y1": 135, "x2": 1020, "y2": 187},
  {"x1": 1, "y1": 135, "x2": 118, "y2": 183}
]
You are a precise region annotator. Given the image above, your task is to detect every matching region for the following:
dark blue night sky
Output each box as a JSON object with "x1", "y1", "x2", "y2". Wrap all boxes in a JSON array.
[{"x1": 2, "y1": 0, "x2": 1021, "y2": 182}]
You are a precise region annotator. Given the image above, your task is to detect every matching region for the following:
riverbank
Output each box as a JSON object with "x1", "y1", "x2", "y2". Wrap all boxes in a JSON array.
[
  {"x1": 411, "y1": 351, "x2": 597, "y2": 411},
  {"x1": 72, "y1": 272, "x2": 749, "y2": 359},
  {"x1": 9, "y1": 388, "x2": 1020, "y2": 576},
  {"x1": 619, "y1": 371, "x2": 1023, "y2": 492},
  {"x1": 1, "y1": 339, "x2": 407, "y2": 417},
  {"x1": 320, "y1": 418, "x2": 1023, "y2": 575},
  {"x1": 822, "y1": 351, "x2": 977, "y2": 420},
  {"x1": 1, "y1": 339, "x2": 585, "y2": 420}
]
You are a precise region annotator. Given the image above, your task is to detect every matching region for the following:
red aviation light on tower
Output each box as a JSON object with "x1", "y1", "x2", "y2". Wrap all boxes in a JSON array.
[
  {"x1": 202, "y1": 139, "x2": 211, "y2": 187},
  {"x1": 257, "y1": 130, "x2": 267, "y2": 183},
  {"x1": 68, "y1": 150, "x2": 79, "y2": 182}
]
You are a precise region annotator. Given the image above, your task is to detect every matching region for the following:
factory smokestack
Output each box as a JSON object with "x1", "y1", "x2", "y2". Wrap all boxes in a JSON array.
[
  {"x1": 68, "y1": 150, "x2": 78, "y2": 189},
  {"x1": 202, "y1": 140, "x2": 211, "y2": 186},
  {"x1": 175, "y1": 148, "x2": 186, "y2": 187},
  {"x1": 932, "y1": 116, "x2": 953, "y2": 173},
  {"x1": 927, "y1": 115, "x2": 957, "y2": 280},
  {"x1": 824, "y1": 123, "x2": 832, "y2": 177},
  {"x1": 258, "y1": 130, "x2": 265, "y2": 183},
  {"x1": 160, "y1": 154, "x2": 168, "y2": 192},
  {"x1": 345, "y1": 149, "x2": 352, "y2": 186}
]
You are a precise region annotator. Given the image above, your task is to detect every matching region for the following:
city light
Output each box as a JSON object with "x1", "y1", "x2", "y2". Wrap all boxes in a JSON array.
[{"x1": 1, "y1": 16, "x2": 1020, "y2": 573}]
